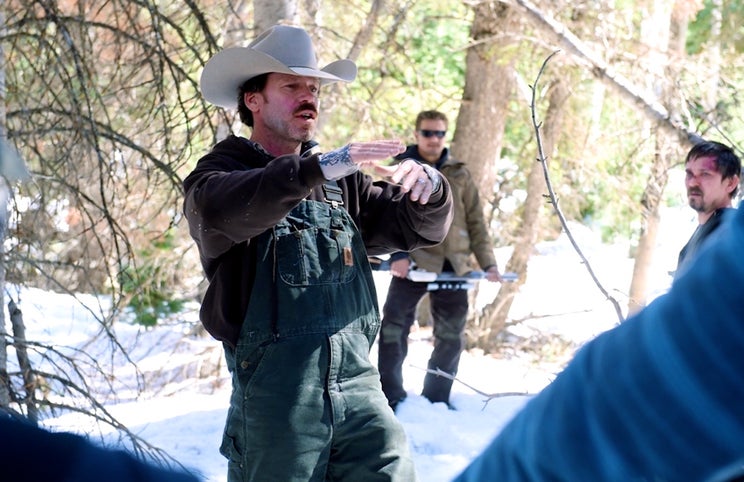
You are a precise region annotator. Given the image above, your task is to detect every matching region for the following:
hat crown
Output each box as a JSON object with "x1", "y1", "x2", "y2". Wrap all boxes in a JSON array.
[
  {"x1": 199, "y1": 25, "x2": 356, "y2": 108},
  {"x1": 250, "y1": 25, "x2": 319, "y2": 70}
]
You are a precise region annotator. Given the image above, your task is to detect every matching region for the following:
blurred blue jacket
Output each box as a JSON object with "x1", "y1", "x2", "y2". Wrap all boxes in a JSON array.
[
  {"x1": 0, "y1": 414, "x2": 201, "y2": 482},
  {"x1": 454, "y1": 206, "x2": 744, "y2": 482}
]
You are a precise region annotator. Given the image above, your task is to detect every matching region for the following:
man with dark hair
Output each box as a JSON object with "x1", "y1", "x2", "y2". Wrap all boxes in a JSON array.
[
  {"x1": 184, "y1": 25, "x2": 453, "y2": 481},
  {"x1": 676, "y1": 140, "x2": 741, "y2": 277},
  {"x1": 377, "y1": 110, "x2": 501, "y2": 411}
]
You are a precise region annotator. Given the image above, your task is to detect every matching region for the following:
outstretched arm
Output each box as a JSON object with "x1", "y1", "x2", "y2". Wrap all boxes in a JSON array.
[{"x1": 320, "y1": 140, "x2": 441, "y2": 205}]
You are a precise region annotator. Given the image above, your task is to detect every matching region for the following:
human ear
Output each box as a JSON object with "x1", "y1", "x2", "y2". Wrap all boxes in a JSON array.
[
  {"x1": 244, "y1": 92, "x2": 260, "y2": 112},
  {"x1": 726, "y1": 175, "x2": 740, "y2": 194}
]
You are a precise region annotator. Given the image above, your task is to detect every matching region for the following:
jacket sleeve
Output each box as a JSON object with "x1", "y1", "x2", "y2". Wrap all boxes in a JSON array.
[
  {"x1": 183, "y1": 151, "x2": 327, "y2": 261},
  {"x1": 342, "y1": 171, "x2": 453, "y2": 256},
  {"x1": 0, "y1": 416, "x2": 200, "y2": 482},
  {"x1": 453, "y1": 208, "x2": 744, "y2": 481},
  {"x1": 461, "y1": 169, "x2": 497, "y2": 270}
]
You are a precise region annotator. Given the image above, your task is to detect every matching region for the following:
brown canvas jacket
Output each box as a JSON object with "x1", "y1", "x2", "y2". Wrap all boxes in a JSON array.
[{"x1": 393, "y1": 146, "x2": 496, "y2": 275}]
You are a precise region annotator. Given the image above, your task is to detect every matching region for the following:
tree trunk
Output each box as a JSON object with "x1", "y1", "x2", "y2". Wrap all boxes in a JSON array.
[
  {"x1": 473, "y1": 78, "x2": 568, "y2": 351},
  {"x1": 8, "y1": 298, "x2": 38, "y2": 423},
  {"x1": 320, "y1": 0, "x2": 385, "y2": 124},
  {"x1": 254, "y1": 0, "x2": 299, "y2": 34},
  {"x1": 0, "y1": 6, "x2": 12, "y2": 409},
  {"x1": 450, "y1": 3, "x2": 517, "y2": 351},
  {"x1": 703, "y1": 0, "x2": 722, "y2": 116},
  {"x1": 627, "y1": 137, "x2": 668, "y2": 314},
  {"x1": 0, "y1": 182, "x2": 8, "y2": 409},
  {"x1": 451, "y1": 2, "x2": 516, "y2": 223},
  {"x1": 212, "y1": 1, "x2": 253, "y2": 142},
  {"x1": 512, "y1": 0, "x2": 700, "y2": 147},
  {"x1": 627, "y1": 0, "x2": 684, "y2": 313}
]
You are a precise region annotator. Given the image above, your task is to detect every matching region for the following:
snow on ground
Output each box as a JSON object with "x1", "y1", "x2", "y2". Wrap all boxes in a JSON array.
[{"x1": 17, "y1": 207, "x2": 694, "y2": 481}]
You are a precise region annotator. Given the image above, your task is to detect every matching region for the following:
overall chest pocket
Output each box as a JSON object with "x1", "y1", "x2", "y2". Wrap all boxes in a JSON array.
[{"x1": 276, "y1": 225, "x2": 356, "y2": 286}]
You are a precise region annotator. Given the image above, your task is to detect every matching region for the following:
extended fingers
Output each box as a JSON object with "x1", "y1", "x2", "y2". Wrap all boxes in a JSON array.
[
  {"x1": 395, "y1": 161, "x2": 432, "y2": 203},
  {"x1": 388, "y1": 159, "x2": 418, "y2": 184},
  {"x1": 408, "y1": 176, "x2": 432, "y2": 204},
  {"x1": 349, "y1": 140, "x2": 404, "y2": 164},
  {"x1": 370, "y1": 161, "x2": 427, "y2": 186},
  {"x1": 367, "y1": 157, "x2": 434, "y2": 204}
]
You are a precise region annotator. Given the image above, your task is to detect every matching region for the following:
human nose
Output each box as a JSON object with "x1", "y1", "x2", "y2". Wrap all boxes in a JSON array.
[{"x1": 300, "y1": 85, "x2": 319, "y2": 102}]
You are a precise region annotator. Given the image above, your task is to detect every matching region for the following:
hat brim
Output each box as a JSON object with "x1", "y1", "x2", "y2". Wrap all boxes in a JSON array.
[{"x1": 200, "y1": 47, "x2": 357, "y2": 109}]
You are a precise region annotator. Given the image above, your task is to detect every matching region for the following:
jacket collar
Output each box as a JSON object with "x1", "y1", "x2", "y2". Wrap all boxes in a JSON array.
[{"x1": 396, "y1": 145, "x2": 450, "y2": 169}]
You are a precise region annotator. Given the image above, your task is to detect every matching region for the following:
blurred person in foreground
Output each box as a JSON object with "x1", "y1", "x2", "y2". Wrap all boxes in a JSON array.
[
  {"x1": 183, "y1": 25, "x2": 453, "y2": 481},
  {"x1": 0, "y1": 411, "x2": 200, "y2": 481},
  {"x1": 1, "y1": 143, "x2": 198, "y2": 481},
  {"x1": 377, "y1": 110, "x2": 501, "y2": 411},
  {"x1": 454, "y1": 178, "x2": 744, "y2": 481},
  {"x1": 675, "y1": 140, "x2": 740, "y2": 278}
]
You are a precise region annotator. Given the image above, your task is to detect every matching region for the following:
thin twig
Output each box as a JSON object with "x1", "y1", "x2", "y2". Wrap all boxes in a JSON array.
[
  {"x1": 8, "y1": 297, "x2": 39, "y2": 424},
  {"x1": 530, "y1": 51, "x2": 625, "y2": 324},
  {"x1": 412, "y1": 365, "x2": 533, "y2": 410}
]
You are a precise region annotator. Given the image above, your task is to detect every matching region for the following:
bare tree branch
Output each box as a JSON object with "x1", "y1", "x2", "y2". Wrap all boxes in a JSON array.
[
  {"x1": 7, "y1": 297, "x2": 39, "y2": 423},
  {"x1": 508, "y1": 0, "x2": 703, "y2": 147},
  {"x1": 530, "y1": 50, "x2": 625, "y2": 324},
  {"x1": 1, "y1": 0, "x2": 219, "y2": 464},
  {"x1": 412, "y1": 365, "x2": 533, "y2": 409}
]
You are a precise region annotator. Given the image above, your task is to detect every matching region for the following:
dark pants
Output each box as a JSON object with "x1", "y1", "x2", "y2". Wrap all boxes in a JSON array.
[{"x1": 378, "y1": 275, "x2": 468, "y2": 405}]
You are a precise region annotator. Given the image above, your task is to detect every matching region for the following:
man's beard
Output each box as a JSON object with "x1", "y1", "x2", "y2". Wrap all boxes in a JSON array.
[
  {"x1": 688, "y1": 192, "x2": 705, "y2": 212},
  {"x1": 262, "y1": 98, "x2": 318, "y2": 143},
  {"x1": 266, "y1": 113, "x2": 315, "y2": 144}
]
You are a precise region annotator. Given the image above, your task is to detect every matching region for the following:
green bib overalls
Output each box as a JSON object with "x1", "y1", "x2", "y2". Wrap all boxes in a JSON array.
[{"x1": 221, "y1": 197, "x2": 416, "y2": 482}]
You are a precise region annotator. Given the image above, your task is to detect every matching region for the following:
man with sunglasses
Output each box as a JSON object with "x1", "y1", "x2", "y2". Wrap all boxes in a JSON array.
[{"x1": 377, "y1": 110, "x2": 502, "y2": 411}]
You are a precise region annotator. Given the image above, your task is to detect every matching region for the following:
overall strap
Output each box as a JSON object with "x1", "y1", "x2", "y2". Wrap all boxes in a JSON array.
[{"x1": 322, "y1": 180, "x2": 344, "y2": 208}]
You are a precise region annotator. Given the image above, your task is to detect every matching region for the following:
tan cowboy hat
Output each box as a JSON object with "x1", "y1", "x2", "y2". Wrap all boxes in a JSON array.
[{"x1": 200, "y1": 25, "x2": 357, "y2": 108}]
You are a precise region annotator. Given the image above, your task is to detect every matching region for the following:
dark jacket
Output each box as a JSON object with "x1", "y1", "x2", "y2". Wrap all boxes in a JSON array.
[
  {"x1": 676, "y1": 207, "x2": 734, "y2": 277},
  {"x1": 183, "y1": 135, "x2": 453, "y2": 347},
  {"x1": 391, "y1": 145, "x2": 496, "y2": 275},
  {"x1": 0, "y1": 414, "x2": 200, "y2": 482},
  {"x1": 454, "y1": 202, "x2": 744, "y2": 482}
]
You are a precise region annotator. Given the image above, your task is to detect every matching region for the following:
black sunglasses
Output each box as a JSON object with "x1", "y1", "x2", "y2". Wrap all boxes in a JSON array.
[{"x1": 419, "y1": 130, "x2": 446, "y2": 138}]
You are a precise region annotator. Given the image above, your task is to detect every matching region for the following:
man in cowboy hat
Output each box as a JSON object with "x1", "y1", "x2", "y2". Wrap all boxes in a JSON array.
[{"x1": 183, "y1": 25, "x2": 453, "y2": 481}]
